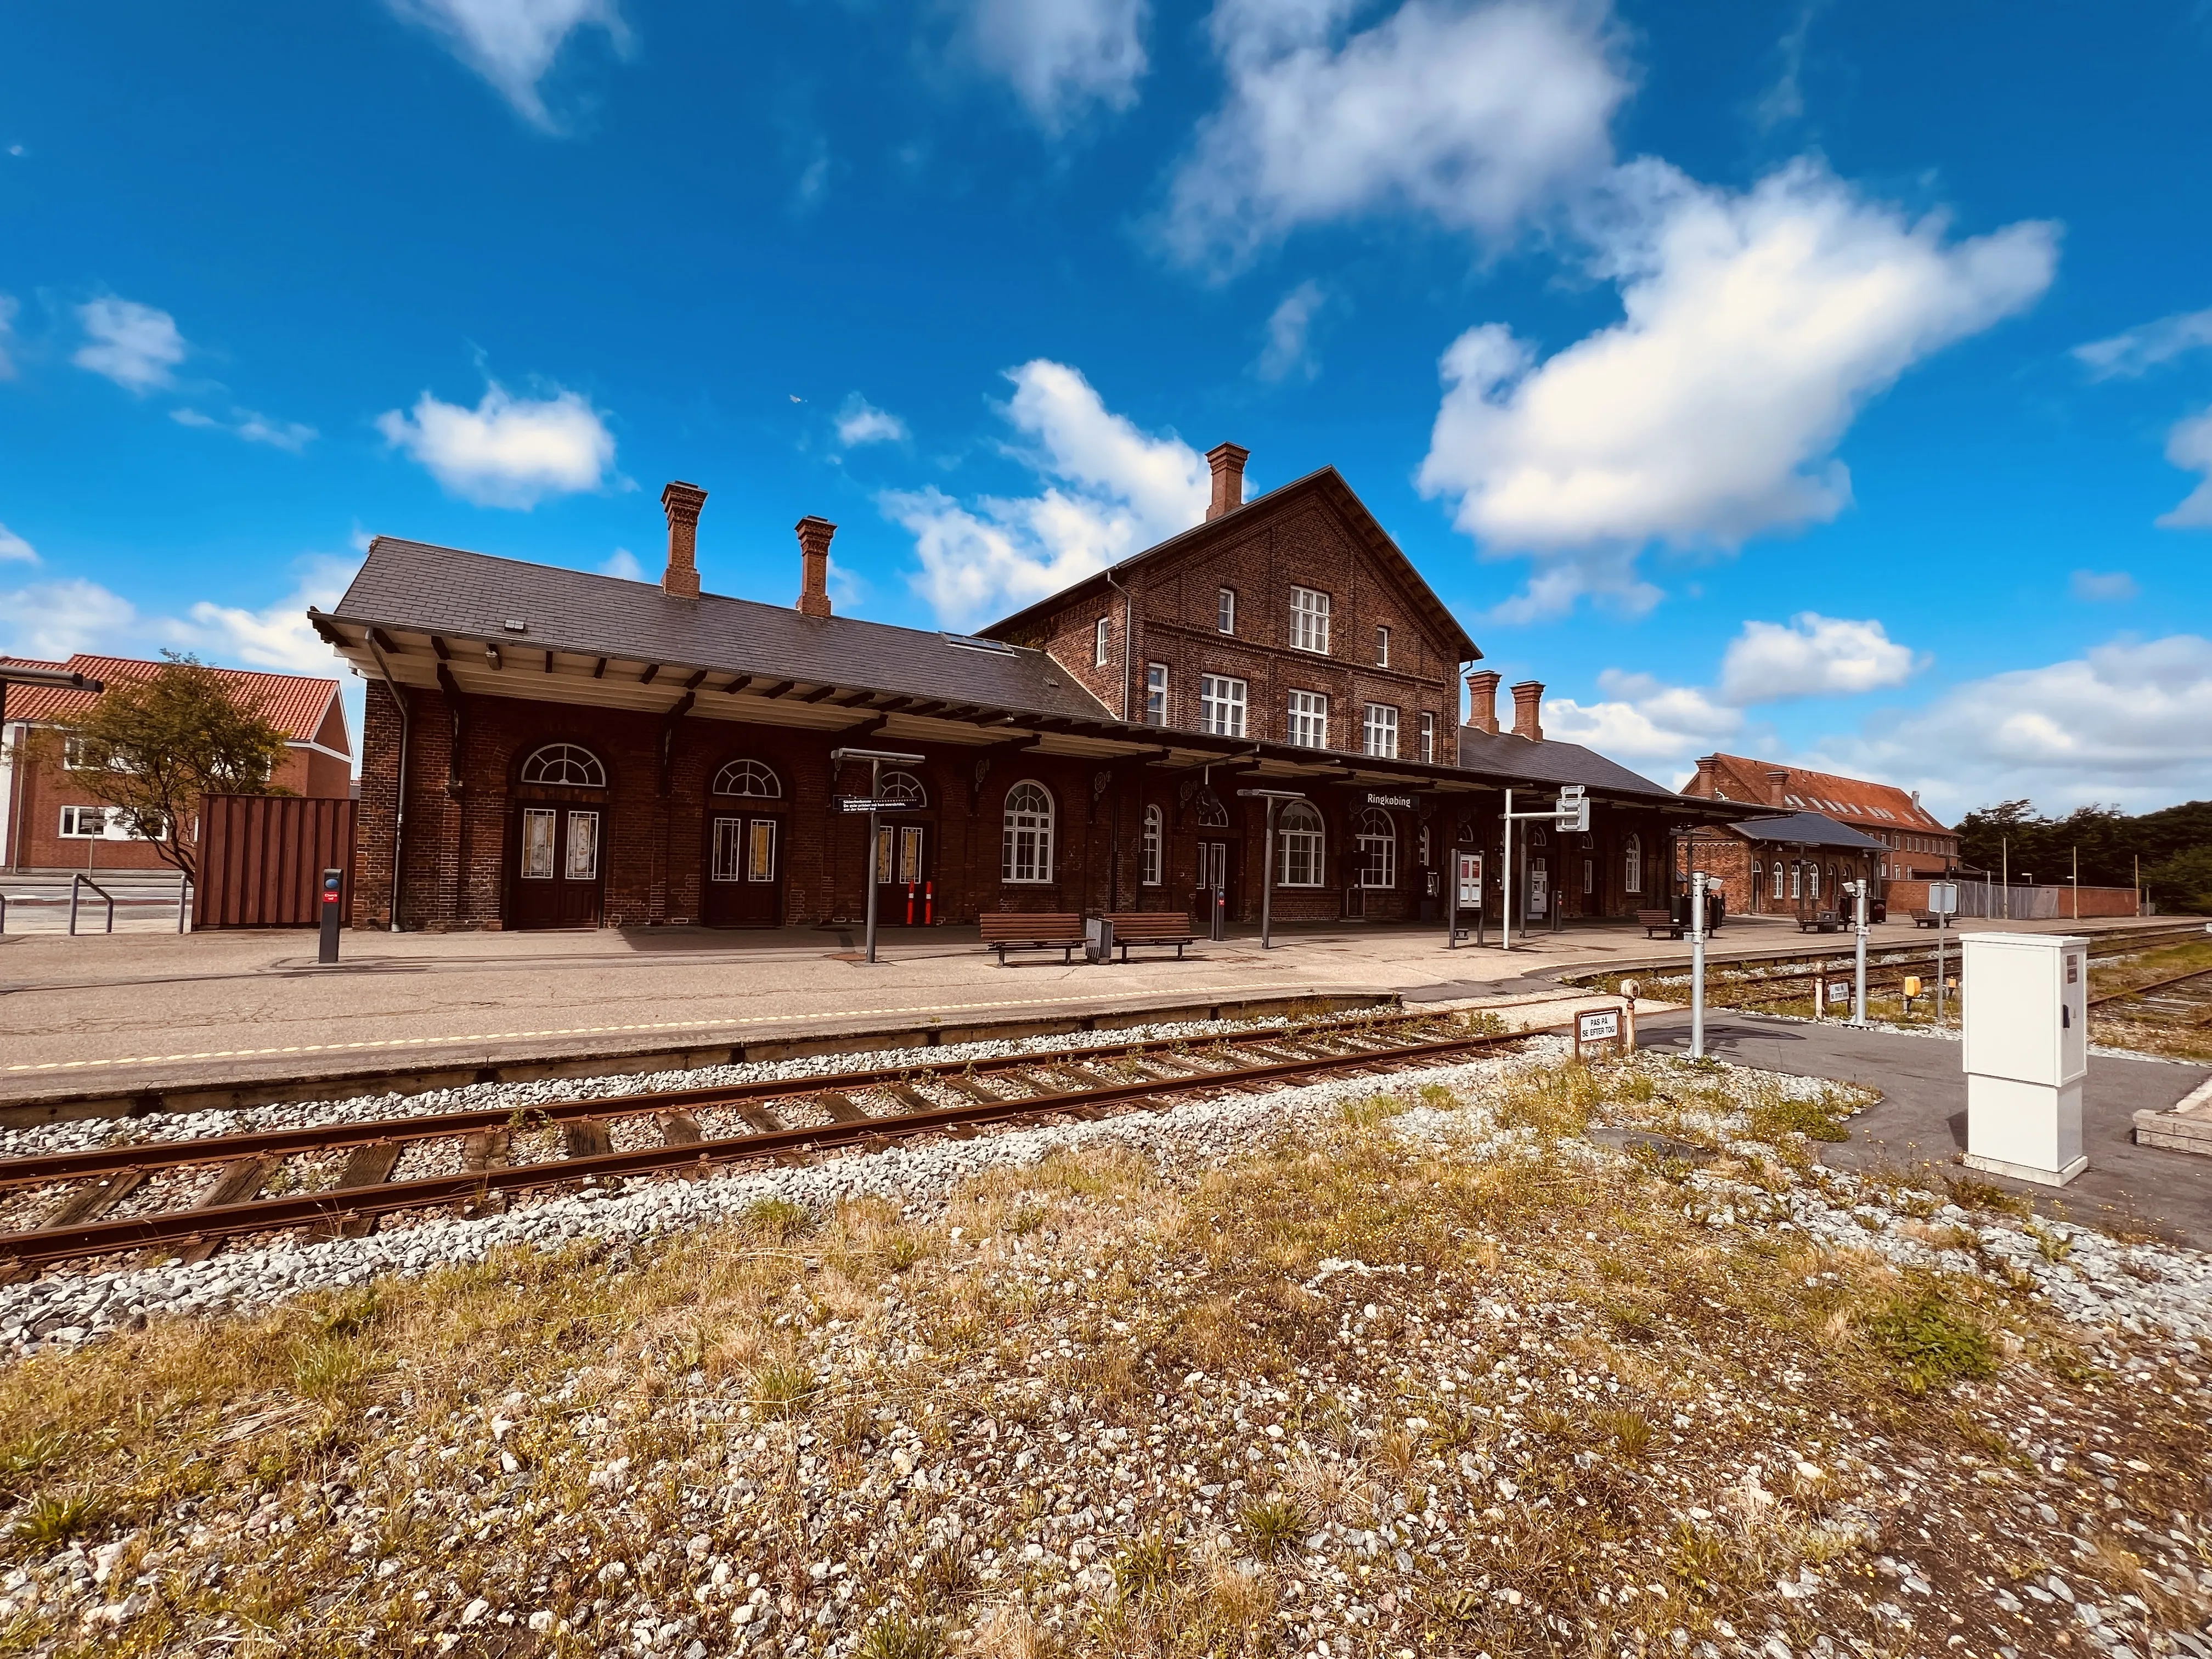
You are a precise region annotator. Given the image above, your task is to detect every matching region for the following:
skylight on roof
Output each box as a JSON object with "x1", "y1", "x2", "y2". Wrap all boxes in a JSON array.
[{"x1": 942, "y1": 633, "x2": 1015, "y2": 655}]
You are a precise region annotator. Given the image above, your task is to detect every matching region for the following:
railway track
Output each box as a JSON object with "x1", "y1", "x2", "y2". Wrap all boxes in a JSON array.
[
  {"x1": 0, "y1": 1008, "x2": 1554, "y2": 1276},
  {"x1": 1679, "y1": 927, "x2": 2205, "y2": 1012}
]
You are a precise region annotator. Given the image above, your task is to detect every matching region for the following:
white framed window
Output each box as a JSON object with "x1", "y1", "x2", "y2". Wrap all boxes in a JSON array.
[
  {"x1": 1789, "y1": 862, "x2": 1801, "y2": 900},
  {"x1": 1094, "y1": 617, "x2": 1111, "y2": 667},
  {"x1": 565, "y1": 811, "x2": 601, "y2": 880},
  {"x1": 520, "y1": 808, "x2": 556, "y2": 878},
  {"x1": 1355, "y1": 808, "x2": 1395, "y2": 889},
  {"x1": 1623, "y1": 833, "x2": 1642, "y2": 895},
  {"x1": 1286, "y1": 689, "x2": 1329, "y2": 749},
  {"x1": 1144, "y1": 663, "x2": 1169, "y2": 726},
  {"x1": 1289, "y1": 586, "x2": 1331, "y2": 653},
  {"x1": 711, "y1": 759, "x2": 782, "y2": 798},
  {"x1": 1217, "y1": 588, "x2": 1236, "y2": 635},
  {"x1": 1419, "y1": 711, "x2": 1435, "y2": 763},
  {"x1": 1001, "y1": 781, "x2": 1055, "y2": 884},
  {"x1": 1276, "y1": 800, "x2": 1324, "y2": 887},
  {"x1": 1141, "y1": 804, "x2": 1163, "y2": 887},
  {"x1": 1374, "y1": 625, "x2": 1390, "y2": 667},
  {"x1": 520, "y1": 743, "x2": 606, "y2": 787},
  {"x1": 1362, "y1": 703, "x2": 1398, "y2": 758},
  {"x1": 1200, "y1": 674, "x2": 1247, "y2": 737},
  {"x1": 58, "y1": 805, "x2": 110, "y2": 838}
]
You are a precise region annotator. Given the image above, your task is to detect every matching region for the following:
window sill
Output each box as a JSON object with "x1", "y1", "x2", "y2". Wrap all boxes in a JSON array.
[{"x1": 1000, "y1": 878, "x2": 1056, "y2": 887}]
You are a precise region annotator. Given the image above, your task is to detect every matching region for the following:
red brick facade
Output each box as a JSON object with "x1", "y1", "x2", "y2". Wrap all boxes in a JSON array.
[{"x1": 1683, "y1": 754, "x2": 1960, "y2": 887}]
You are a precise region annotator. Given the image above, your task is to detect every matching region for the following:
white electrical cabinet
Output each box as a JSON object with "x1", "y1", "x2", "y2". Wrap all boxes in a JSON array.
[{"x1": 1960, "y1": 932, "x2": 2089, "y2": 1186}]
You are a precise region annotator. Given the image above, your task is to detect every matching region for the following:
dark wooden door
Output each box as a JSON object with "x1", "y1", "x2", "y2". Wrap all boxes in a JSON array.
[
  {"x1": 873, "y1": 821, "x2": 929, "y2": 925},
  {"x1": 510, "y1": 805, "x2": 603, "y2": 929},
  {"x1": 702, "y1": 814, "x2": 783, "y2": 928},
  {"x1": 1193, "y1": 840, "x2": 1234, "y2": 924}
]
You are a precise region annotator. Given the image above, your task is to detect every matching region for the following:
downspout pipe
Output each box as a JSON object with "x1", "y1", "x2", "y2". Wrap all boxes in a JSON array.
[
  {"x1": 1104, "y1": 569, "x2": 1134, "y2": 722},
  {"x1": 364, "y1": 642, "x2": 412, "y2": 933}
]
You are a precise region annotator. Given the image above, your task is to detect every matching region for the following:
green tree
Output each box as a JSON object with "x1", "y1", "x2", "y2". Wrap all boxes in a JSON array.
[
  {"x1": 59, "y1": 653, "x2": 291, "y2": 883},
  {"x1": 2145, "y1": 848, "x2": 2212, "y2": 915}
]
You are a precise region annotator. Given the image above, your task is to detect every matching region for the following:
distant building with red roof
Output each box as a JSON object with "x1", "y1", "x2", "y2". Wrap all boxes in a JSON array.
[{"x1": 1, "y1": 653, "x2": 352, "y2": 872}]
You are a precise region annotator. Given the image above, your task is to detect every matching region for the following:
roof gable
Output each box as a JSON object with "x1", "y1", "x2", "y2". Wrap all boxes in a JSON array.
[
  {"x1": 1689, "y1": 752, "x2": 1949, "y2": 832},
  {"x1": 977, "y1": 466, "x2": 1480, "y2": 662}
]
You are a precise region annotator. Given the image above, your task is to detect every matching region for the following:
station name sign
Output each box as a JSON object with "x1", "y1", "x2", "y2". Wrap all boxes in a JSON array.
[
  {"x1": 836, "y1": 797, "x2": 921, "y2": 813},
  {"x1": 1363, "y1": 791, "x2": 1415, "y2": 809}
]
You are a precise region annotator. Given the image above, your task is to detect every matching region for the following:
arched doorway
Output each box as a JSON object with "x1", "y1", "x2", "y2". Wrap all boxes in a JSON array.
[
  {"x1": 703, "y1": 759, "x2": 786, "y2": 928},
  {"x1": 873, "y1": 770, "x2": 935, "y2": 924},
  {"x1": 507, "y1": 742, "x2": 608, "y2": 930},
  {"x1": 1190, "y1": 788, "x2": 1237, "y2": 923}
]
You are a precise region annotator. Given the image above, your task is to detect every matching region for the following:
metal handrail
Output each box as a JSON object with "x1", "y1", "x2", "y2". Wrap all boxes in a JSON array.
[{"x1": 69, "y1": 874, "x2": 116, "y2": 935}]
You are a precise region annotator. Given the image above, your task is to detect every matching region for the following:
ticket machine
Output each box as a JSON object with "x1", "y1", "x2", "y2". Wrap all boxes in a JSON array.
[{"x1": 1960, "y1": 932, "x2": 2089, "y2": 1186}]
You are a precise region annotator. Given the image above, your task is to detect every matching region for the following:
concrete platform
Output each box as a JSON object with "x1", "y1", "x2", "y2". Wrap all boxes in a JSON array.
[
  {"x1": 1637, "y1": 1009, "x2": 2212, "y2": 1250},
  {"x1": 0, "y1": 911, "x2": 2170, "y2": 1110}
]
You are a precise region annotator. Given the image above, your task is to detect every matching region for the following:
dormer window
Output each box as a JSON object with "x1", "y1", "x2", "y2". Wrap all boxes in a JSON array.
[{"x1": 1290, "y1": 586, "x2": 1330, "y2": 654}]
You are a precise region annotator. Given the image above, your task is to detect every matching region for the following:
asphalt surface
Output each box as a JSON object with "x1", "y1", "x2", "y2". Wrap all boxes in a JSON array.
[{"x1": 1637, "y1": 1009, "x2": 2212, "y2": 1250}]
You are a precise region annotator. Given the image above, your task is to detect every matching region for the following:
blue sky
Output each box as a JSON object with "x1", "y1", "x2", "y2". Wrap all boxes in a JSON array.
[{"x1": 3, "y1": 0, "x2": 2209, "y2": 819}]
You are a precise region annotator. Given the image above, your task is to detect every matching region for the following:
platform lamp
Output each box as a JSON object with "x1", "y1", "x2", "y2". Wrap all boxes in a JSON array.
[
  {"x1": 1236, "y1": 788, "x2": 1307, "y2": 951},
  {"x1": 830, "y1": 747, "x2": 926, "y2": 964}
]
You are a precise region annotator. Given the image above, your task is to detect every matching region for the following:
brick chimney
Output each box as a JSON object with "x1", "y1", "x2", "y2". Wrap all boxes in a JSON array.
[
  {"x1": 1766, "y1": 768, "x2": 1790, "y2": 808},
  {"x1": 1205, "y1": 443, "x2": 1249, "y2": 522},
  {"x1": 1691, "y1": 755, "x2": 1723, "y2": 797},
  {"x1": 1464, "y1": 669, "x2": 1501, "y2": 735},
  {"x1": 795, "y1": 516, "x2": 836, "y2": 618},
  {"x1": 1509, "y1": 679, "x2": 1544, "y2": 742},
  {"x1": 660, "y1": 481, "x2": 708, "y2": 600}
]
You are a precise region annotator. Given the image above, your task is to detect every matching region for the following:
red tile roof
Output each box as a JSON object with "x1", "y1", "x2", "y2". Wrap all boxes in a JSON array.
[
  {"x1": 1684, "y1": 753, "x2": 1950, "y2": 833},
  {"x1": 0, "y1": 653, "x2": 345, "y2": 749}
]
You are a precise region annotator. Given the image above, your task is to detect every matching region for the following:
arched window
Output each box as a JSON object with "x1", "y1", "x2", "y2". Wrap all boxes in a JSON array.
[
  {"x1": 1277, "y1": 800, "x2": 1325, "y2": 888},
  {"x1": 1355, "y1": 808, "x2": 1395, "y2": 890},
  {"x1": 711, "y1": 759, "x2": 782, "y2": 798},
  {"x1": 1773, "y1": 860, "x2": 1785, "y2": 900},
  {"x1": 1196, "y1": 791, "x2": 1228, "y2": 830},
  {"x1": 519, "y1": 743, "x2": 606, "y2": 787},
  {"x1": 1808, "y1": 864, "x2": 1821, "y2": 901},
  {"x1": 879, "y1": 771, "x2": 927, "y2": 806},
  {"x1": 1141, "y1": 804, "x2": 1164, "y2": 888},
  {"x1": 1623, "y1": 833, "x2": 1643, "y2": 895},
  {"x1": 1001, "y1": 782, "x2": 1054, "y2": 883}
]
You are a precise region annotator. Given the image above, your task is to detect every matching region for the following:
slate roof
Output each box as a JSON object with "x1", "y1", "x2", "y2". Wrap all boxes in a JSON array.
[
  {"x1": 329, "y1": 538, "x2": 1117, "y2": 724},
  {"x1": 1456, "y1": 725, "x2": 1689, "y2": 803},
  {"x1": 1724, "y1": 811, "x2": 1886, "y2": 850},
  {"x1": 0, "y1": 653, "x2": 344, "y2": 746}
]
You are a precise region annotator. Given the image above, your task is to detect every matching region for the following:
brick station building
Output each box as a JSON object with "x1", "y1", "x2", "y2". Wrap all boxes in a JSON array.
[
  {"x1": 317, "y1": 448, "x2": 1749, "y2": 932},
  {"x1": 1680, "y1": 753, "x2": 1959, "y2": 914}
]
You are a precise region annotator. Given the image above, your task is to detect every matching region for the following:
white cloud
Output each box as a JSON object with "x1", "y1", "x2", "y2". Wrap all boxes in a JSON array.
[
  {"x1": 600, "y1": 546, "x2": 646, "y2": 581},
  {"x1": 2069, "y1": 569, "x2": 2138, "y2": 603},
  {"x1": 171, "y1": 406, "x2": 318, "y2": 453},
  {"x1": 2072, "y1": 306, "x2": 2212, "y2": 379},
  {"x1": 386, "y1": 0, "x2": 628, "y2": 128},
  {"x1": 0, "y1": 522, "x2": 35, "y2": 565},
  {"x1": 1542, "y1": 668, "x2": 1744, "y2": 764},
  {"x1": 2155, "y1": 404, "x2": 2212, "y2": 530},
  {"x1": 0, "y1": 294, "x2": 16, "y2": 379},
  {"x1": 1819, "y1": 635, "x2": 2212, "y2": 817},
  {"x1": 883, "y1": 359, "x2": 1207, "y2": 627},
  {"x1": 179, "y1": 556, "x2": 362, "y2": 676},
  {"x1": 1717, "y1": 612, "x2": 1917, "y2": 704},
  {"x1": 1256, "y1": 279, "x2": 1326, "y2": 382},
  {"x1": 1417, "y1": 160, "x2": 2057, "y2": 615},
  {"x1": 0, "y1": 577, "x2": 140, "y2": 659},
  {"x1": 73, "y1": 298, "x2": 187, "y2": 392},
  {"x1": 836, "y1": 395, "x2": 910, "y2": 447},
  {"x1": 376, "y1": 381, "x2": 619, "y2": 509},
  {"x1": 1161, "y1": 0, "x2": 1627, "y2": 273},
  {"x1": 960, "y1": 0, "x2": 1149, "y2": 129}
]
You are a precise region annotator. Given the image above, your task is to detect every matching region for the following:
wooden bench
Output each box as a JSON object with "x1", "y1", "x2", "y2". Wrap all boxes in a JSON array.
[
  {"x1": 1104, "y1": 912, "x2": 1198, "y2": 961},
  {"x1": 1909, "y1": 909, "x2": 1939, "y2": 928},
  {"x1": 979, "y1": 912, "x2": 1086, "y2": 965},
  {"x1": 1797, "y1": 910, "x2": 1843, "y2": 933},
  {"x1": 1637, "y1": 909, "x2": 1681, "y2": 939}
]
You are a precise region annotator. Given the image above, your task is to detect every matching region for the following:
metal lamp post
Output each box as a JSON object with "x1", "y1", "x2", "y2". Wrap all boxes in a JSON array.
[
  {"x1": 1498, "y1": 785, "x2": 1587, "y2": 952},
  {"x1": 830, "y1": 746, "x2": 926, "y2": 964},
  {"x1": 1237, "y1": 788, "x2": 1307, "y2": 951}
]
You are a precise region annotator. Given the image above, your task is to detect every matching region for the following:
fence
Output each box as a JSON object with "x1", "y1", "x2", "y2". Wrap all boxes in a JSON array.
[
  {"x1": 195, "y1": 795, "x2": 356, "y2": 928},
  {"x1": 1888, "y1": 877, "x2": 2140, "y2": 921}
]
